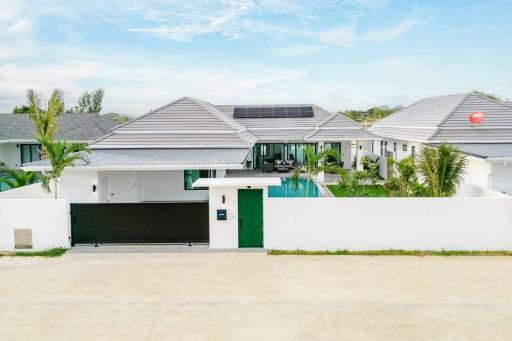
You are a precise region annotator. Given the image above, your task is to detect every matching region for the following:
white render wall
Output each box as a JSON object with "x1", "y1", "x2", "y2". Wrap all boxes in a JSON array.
[
  {"x1": 490, "y1": 163, "x2": 512, "y2": 195},
  {"x1": 0, "y1": 143, "x2": 21, "y2": 168},
  {"x1": 464, "y1": 156, "x2": 492, "y2": 189},
  {"x1": 208, "y1": 186, "x2": 268, "y2": 249},
  {"x1": 0, "y1": 199, "x2": 71, "y2": 251},
  {"x1": 264, "y1": 197, "x2": 512, "y2": 251}
]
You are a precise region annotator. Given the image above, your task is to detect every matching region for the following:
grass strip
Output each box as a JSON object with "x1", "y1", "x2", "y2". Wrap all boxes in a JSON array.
[
  {"x1": 268, "y1": 249, "x2": 512, "y2": 256},
  {"x1": 1, "y1": 247, "x2": 68, "y2": 257}
]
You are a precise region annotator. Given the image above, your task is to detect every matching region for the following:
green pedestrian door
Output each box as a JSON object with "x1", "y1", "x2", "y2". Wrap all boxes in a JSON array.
[{"x1": 238, "y1": 189, "x2": 263, "y2": 248}]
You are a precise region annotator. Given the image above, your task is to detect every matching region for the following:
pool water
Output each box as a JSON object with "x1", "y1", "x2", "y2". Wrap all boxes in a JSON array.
[{"x1": 268, "y1": 178, "x2": 321, "y2": 197}]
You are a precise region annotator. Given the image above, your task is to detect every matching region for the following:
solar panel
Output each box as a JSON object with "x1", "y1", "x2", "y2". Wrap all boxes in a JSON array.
[
  {"x1": 260, "y1": 107, "x2": 274, "y2": 118},
  {"x1": 299, "y1": 106, "x2": 314, "y2": 117},
  {"x1": 246, "y1": 107, "x2": 260, "y2": 118},
  {"x1": 233, "y1": 107, "x2": 247, "y2": 118},
  {"x1": 233, "y1": 106, "x2": 314, "y2": 118},
  {"x1": 274, "y1": 107, "x2": 287, "y2": 118}
]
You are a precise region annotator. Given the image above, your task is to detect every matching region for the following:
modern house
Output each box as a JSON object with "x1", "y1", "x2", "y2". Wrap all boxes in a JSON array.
[
  {"x1": 370, "y1": 92, "x2": 512, "y2": 195},
  {"x1": 0, "y1": 113, "x2": 117, "y2": 169},
  {"x1": 23, "y1": 97, "x2": 375, "y2": 203}
]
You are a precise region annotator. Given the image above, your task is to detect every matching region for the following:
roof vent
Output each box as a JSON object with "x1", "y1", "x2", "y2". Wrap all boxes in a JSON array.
[{"x1": 469, "y1": 111, "x2": 484, "y2": 124}]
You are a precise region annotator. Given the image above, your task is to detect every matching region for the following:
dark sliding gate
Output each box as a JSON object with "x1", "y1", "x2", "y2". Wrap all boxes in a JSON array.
[{"x1": 70, "y1": 202, "x2": 209, "y2": 245}]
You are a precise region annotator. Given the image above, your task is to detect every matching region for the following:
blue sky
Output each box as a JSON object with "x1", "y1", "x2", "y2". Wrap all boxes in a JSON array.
[{"x1": 0, "y1": 0, "x2": 511, "y2": 115}]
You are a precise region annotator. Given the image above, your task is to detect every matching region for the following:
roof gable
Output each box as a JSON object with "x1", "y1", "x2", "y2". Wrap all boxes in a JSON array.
[
  {"x1": 440, "y1": 93, "x2": 512, "y2": 127},
  {"x1": 90, "y1": 97, "x2": 256, "y2": 148},
  {"x1": 373, "y1": 93, "x2": 469, "y2": 128}
]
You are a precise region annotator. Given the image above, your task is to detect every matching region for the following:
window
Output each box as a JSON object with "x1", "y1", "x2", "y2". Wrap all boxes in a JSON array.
[
  {"x1": 184, "y1": 170, "x2": 216, "y2": 190},
  {"x1": 411, "y1": 146, "x2": 416, "y2": 159},
  {"x1": 403, "y1": 144, "x2": 408, "y2": 152},
  {"x1": 20, "y1": 144, "x2": 41, "y2": 164},
  {"x1": 380, "y1": 141, "x2": 384, "y2": 156}
]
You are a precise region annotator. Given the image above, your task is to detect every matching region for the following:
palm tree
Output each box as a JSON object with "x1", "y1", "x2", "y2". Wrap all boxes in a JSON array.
[
  {"x1": 26, "y1": 89, "x2": 64, "y2": 157},
  {"x1": 38, "y1": 136, "x2": 90, "y2": 199},
  {"x1": 417, "y1": 143, "x2": 467, "y2": 197},
  {"x1": 291, "y1": 145, "x2": 342, "y2": 197},
  {"x1": 392, "y1": 156, "x2": 418, "y2": 197},
  {"x1": 0, "y1": 167, "x2": 38, "y2": 190}
]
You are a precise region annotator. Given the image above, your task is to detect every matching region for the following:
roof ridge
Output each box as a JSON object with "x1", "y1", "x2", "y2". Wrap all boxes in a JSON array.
[{"x1": 436, "y1": 92, "x2": 473, "y2": 128}]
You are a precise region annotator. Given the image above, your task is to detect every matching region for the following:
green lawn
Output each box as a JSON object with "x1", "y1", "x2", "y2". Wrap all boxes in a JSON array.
[
  {"x1": 327, "y1": 184, "x2": 390, "y2": 197},
  {"x1": 0, "y1": 247, "x2": 68, "y2": 257},
  {"x1": 269, "y1": 249, "x2": 512, "y2": 256}
]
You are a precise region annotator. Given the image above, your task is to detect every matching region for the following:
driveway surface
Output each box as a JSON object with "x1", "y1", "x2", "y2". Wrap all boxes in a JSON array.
[{"x1": 1, "y1": 251, "x2": 512, "y2": 340}]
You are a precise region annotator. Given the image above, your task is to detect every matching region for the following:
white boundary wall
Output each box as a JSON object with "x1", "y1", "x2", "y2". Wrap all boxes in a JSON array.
[
  {"x1": 264, "y1": 198, "x2": 512, "y2": 251},
  {"x1": 0, "y1": 199, "x2": 70, "y2": 251}
]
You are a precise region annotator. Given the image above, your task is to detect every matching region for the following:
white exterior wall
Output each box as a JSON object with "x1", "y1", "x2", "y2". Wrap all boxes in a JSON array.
[
  {"x1": 58, "y1": 170, "x2": 99, "y2": 203},
  {"x1": 139, "y1": 170, "x2": 209, "y2": 202},
  {"x1": 490, "y1": 163, "x2": 512, "y2": 195},
  {"x1": 0, "y1": 143, "x2": 21, "y2": 168},
  {"x1": 380, "y1": 138, "x2": 420, "y2": 161},
  {"x1": 96, "y1": 169, "x2": 227, "y2": 203},
  {"x1": 463, "y1": 156, "x2": 492, "y2": 189},
  {"x1": 264, "y1": 197, "x2": 512, "y2": 251},
  {"x1": 208, "y1": 186, "x2": 268, "y2": 249},
  {"x1": 0, "y1": 199, "x2": 70, "y2": 251}
]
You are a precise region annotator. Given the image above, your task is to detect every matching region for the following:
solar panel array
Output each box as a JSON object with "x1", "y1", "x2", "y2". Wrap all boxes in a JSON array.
[{"x1": 233, "y1": 106, "x2": 314, "y2": 118}]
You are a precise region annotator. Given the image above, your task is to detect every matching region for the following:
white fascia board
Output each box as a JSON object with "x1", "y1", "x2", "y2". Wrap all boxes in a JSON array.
[
  {"x1": 90, "y1": 144, "x2": 252, "y2": 149},
  {"x1": 114, "y1": 130, "x2": 237, "y2": 134},
  {"x1": 438, "y1": 126, "x2": 512, "y2": 130},
  {"x1": 429, "y1": 139, "x2": 512, "y2": 144},
  {"x1": 486, "y1": 157, "x2": 512, "y2": 162},
  {"x1": 0, "y1": 139, "x2": 90, "y2": 144},
  {"x1": 193, "y1": 177, "x2": 281, "y2": 188},
  {"x1": 22, "y1": 163, "x2": 246, "y2": 172}
]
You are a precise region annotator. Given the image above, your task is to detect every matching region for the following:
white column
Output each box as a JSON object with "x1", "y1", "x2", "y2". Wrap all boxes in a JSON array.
[{"x1": 317, "y1": 142, "x2": 325, "y2": 183}]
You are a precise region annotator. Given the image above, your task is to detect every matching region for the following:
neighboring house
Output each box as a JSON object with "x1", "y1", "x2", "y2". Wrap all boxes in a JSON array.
[
  {"x1": 0, "y1": 113, "x2": 118, "y2": 169},
  {"x1": 23, "y1": 97, "x2": 375, "y2": 203},
  {"x1": 370, "y1": 92, "x2": 512, "y2": 195}
]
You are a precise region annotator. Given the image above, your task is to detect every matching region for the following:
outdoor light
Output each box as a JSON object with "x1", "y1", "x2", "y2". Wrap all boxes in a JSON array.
[
  {"x1": 222, "y1": 195, "x2": 226, "y2": 204},
  {"x1": 92, "y1": 184, "x2": 97, "y2": 192}
]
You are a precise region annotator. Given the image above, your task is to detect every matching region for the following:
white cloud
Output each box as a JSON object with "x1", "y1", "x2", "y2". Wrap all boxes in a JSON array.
[
  {"x1": 129, "y1": 0, "x2": 254, "y2": 41},
  {"x1": 0, "y1": 56, "x2": 308, "y2": 114},
  {"x1": 318, "y1": 19, "x2": 417, "y2": 47},
  {"x1": 274, "y1": 45, "x2": 327, "y2": 56},
  {"x1": 6, "y1": 18, "x2": 31, "y2": 34}
]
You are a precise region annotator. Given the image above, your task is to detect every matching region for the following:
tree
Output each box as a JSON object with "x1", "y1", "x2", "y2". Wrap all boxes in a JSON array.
[
  {"x1": 26, "y1": 88, "x2": 65, "y2": 145},
  {"x1": 0, "y1": 167, "x2": 38, "y2": 189},
  {"x1": 417, "y1": 143, "x2": 467, "y2": 197},
  {"x1": 291, "y1": 145, "x2": 342, "y2": 197},
  {"x1": 389, "y1": 156, "x2": 419, "y2": 197},
  {"x1": 12, "y1": 105, "x2": 31, "y2": 114},
  {"x1": 38, "y1": 136, "x2": 90, "y2": 199},
  {"x1": 68, "y1": 89, "x2": 104, "y2": 113},
  {"x1": 473, "y1": 90, "x2": 501, "y2": 101},
  {"x1": 105, "y1": 112, "x2": 130, "y2": 124}
]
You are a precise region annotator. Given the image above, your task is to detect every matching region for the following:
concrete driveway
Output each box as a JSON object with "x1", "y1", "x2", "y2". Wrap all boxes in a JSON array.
[{"x1": 1, "y1": 251, "x2": 512, "y2": 341}]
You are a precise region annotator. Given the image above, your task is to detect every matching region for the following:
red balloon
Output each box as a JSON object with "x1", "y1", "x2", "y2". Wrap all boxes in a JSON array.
[{"x1": 469, "y1": 111, "x2": 484, "y2": 124}]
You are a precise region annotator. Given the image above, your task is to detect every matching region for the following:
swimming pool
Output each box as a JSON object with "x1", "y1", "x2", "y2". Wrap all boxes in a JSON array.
[{"x1": 268, "y1": 178, "x2": 321, "y2": 197}]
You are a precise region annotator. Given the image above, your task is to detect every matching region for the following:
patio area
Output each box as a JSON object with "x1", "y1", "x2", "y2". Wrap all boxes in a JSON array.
[{"x1": 226, "y1": 169, "x2": 351, "y2": 184}]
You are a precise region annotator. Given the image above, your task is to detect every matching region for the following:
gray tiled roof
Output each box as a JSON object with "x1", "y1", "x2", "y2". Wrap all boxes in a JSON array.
[
  {"x1": 0, "y1": 113, "x2": 117, "y2": 141},
  {"x1": 432, "y1": 143, "x2": 512, "y2": 159},
  {"x1": 370, "y1": 92, "x2": 512, "y2": 143},
  {"x1": 92, "y1": 97, "x2": 257, "y2": 148},
  {"x1": 91, "y1": 97, "x2": 373, "y2": 148},
  {"x1": 23, "y1": 148, "x2": 251, "y2": 169}
]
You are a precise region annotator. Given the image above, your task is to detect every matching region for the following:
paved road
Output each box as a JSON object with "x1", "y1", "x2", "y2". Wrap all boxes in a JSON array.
[{"x1": 1, "y1": 252, "x2": 512, "y2": 340}]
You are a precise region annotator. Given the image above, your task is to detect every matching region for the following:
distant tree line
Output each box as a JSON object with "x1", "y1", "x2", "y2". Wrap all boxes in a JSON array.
[
  {"x1": 341, "y1": 106, "x2": 398, "y2": 125},
  {"x1": 11, "y1": 88, "x2": 130, "y2": 124}
]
